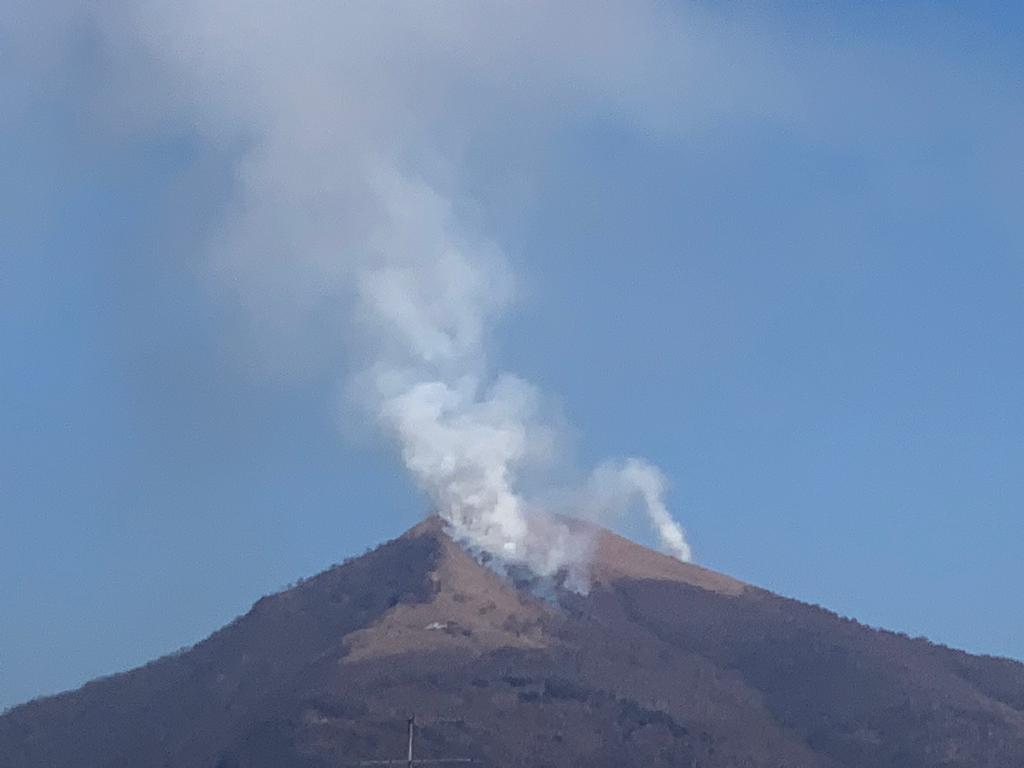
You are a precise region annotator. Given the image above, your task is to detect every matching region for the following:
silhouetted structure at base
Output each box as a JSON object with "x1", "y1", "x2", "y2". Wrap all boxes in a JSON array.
[{"x1": 345, "y1": 716, "x2": 478, "y2": 766}]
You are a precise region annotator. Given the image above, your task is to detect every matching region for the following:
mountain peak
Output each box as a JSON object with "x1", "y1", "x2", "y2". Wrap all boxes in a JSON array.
[
  {"x1": 3, "y1": 513, "x2": 1023, "y2": 768},
  {"x1": 345, "y1": 516, "x2": 554, "y2": 662},
  {"x1": 402, "y1": 513, "x2": 746, "y2": 596}
]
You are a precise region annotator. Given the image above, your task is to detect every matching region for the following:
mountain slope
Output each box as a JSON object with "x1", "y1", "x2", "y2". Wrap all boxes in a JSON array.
[{"x1": 2, "y1": 517, "x2": 1022, "y2": 767}]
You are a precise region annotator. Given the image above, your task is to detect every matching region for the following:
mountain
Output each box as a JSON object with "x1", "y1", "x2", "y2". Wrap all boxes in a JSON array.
[{"x1": 2, "y1": 516, "x2": 1023, "y2": 768}]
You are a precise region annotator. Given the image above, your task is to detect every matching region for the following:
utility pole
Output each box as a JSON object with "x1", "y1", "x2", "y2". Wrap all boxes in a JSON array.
[
  {"x1": 407, "y1": 716, "x2": 415, "y2": 768},
  {"x1": 344, "y1": 715, "x2": 478, "y2": 766}
]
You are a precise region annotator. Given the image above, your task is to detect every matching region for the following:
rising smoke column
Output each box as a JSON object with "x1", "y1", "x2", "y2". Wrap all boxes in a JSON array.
[
  {"x1": 95, "y1": 1, "x2": 698, "y2": 578},
  {"x1": 354, "y1": 168, "x2": 693, "y2": 574},
  {"x1": 588, "y1": 459, "x2": 692, "y2": 562}
]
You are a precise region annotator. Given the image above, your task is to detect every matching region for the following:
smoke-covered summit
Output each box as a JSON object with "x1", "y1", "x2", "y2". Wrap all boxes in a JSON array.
[{"x1": 354, "y1": 166, "x2": 692, "y2": 579}]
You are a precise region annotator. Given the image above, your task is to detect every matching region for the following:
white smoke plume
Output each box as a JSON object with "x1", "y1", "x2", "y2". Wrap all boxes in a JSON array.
[
  {"x1": 356, "y1": 167, "x2": 694, "y2": 574},
  {"x1": 588, "y1": 459, "x2": 692, "y2": 562},
  {"x1": 40, "y1": 1, "x2": 751, "y2": 578}
]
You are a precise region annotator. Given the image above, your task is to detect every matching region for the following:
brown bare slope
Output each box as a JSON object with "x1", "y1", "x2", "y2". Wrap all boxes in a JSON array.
[{"x1": 2, "y1": 516, "x2": 1022, "y2": 768}]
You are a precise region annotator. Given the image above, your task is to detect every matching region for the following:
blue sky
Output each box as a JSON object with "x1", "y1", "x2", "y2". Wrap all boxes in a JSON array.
[{"x1": 2, "y1": 2, "x2": 1022, "y2": 711}]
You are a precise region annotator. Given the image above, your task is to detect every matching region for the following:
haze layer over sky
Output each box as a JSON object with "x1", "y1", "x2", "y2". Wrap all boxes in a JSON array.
[{"x1": 2, "y1": 2, "x2": 1022, "y2": 710}]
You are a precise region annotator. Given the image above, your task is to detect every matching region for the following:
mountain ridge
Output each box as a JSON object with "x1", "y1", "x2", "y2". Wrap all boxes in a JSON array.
[{"x1": 2, "y1": 516, "x2": 1023, "y2": 767}]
